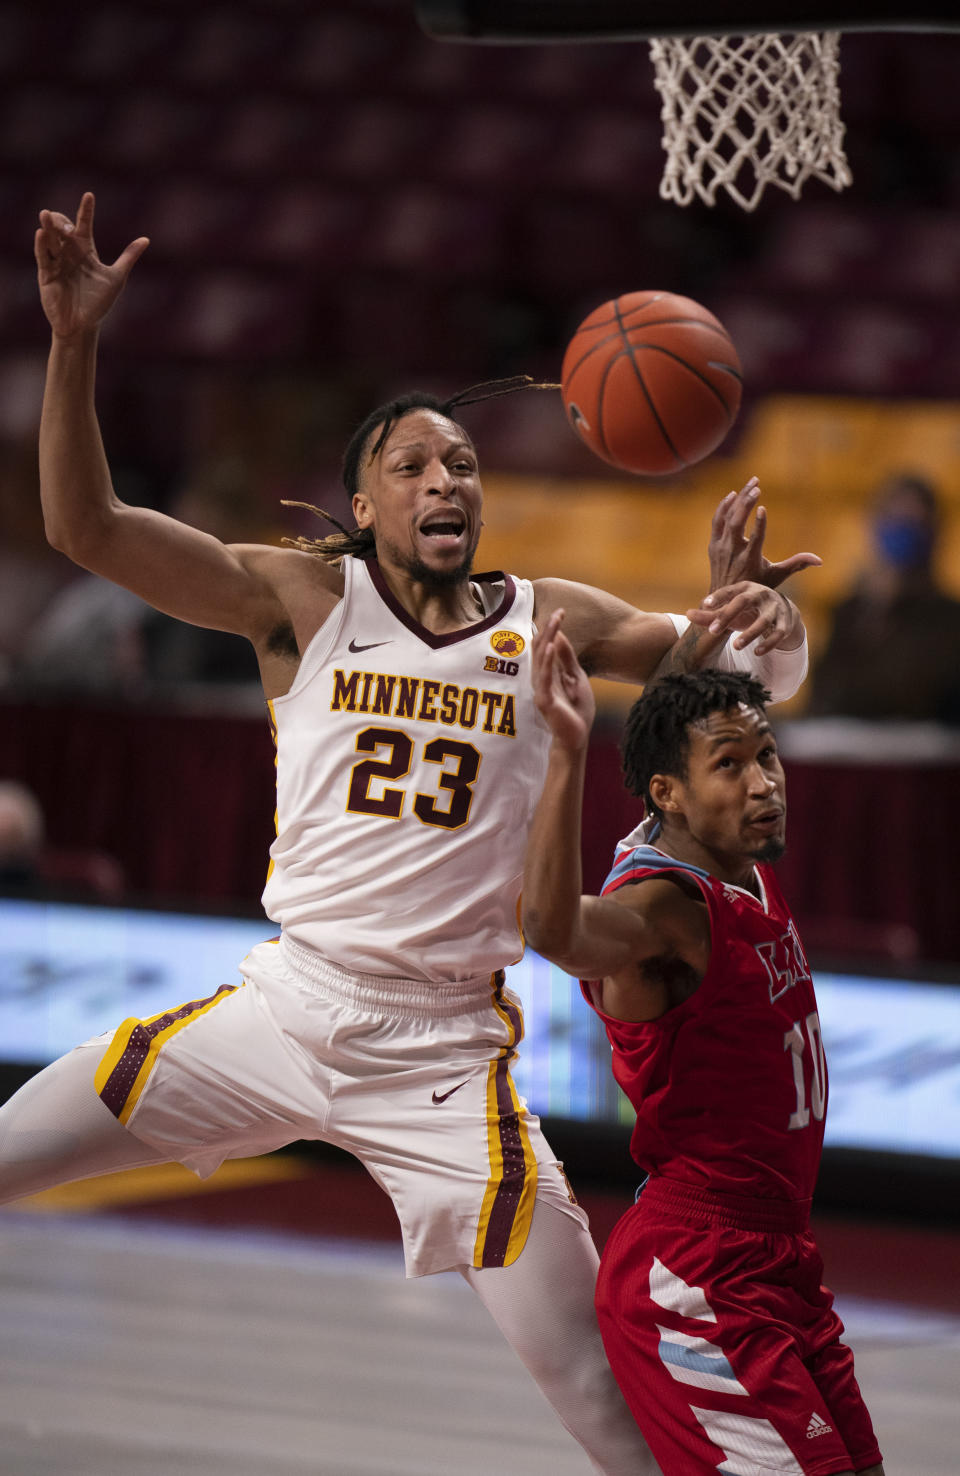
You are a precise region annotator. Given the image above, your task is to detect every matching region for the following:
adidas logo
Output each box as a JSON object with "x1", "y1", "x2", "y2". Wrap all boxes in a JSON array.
[{"x1": 806, "y1": 1413, "x2": 833, "y2": 1439}]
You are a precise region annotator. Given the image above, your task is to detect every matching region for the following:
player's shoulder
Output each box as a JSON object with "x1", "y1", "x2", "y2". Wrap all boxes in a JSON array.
[
  {"x1": 606, "y1": 845, "x2": 709, "y2": 892},
  {"x1": 607, "y1": 868, "x2": 708, "y2": 921},
  {"x1": 531, "y1": 577, "x2": 616, "y2": 636},
  {"x1": 232, "y1": 542, "x2": 345, "y2": 600},
  {"x1": 532, "y1": 575, "x2": 598, "y2": 611}
]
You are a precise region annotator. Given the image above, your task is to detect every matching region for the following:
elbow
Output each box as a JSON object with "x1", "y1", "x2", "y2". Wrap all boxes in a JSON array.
[
  {"x1": 44, "y1": 519, "x2": 88, "y2": 565},
  {"x1": 521, "y1": 905, "x2": 546, "y2": 955},
  {"x1": 523, "y1": 905, "x2": 575, "y2": 970},
  {"x1": 43, "y1": 515, "x2": 72, "y2": 557},
  {"x1": 41, "y1": 504, "x2": 110, "y2": 568},
  {"x1": 521, "y1": 902, "x2": 552, "y2": 956}
]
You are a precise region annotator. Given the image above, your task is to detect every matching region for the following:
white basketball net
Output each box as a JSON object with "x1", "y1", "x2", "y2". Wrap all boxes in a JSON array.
[{"x1": 650, "y1": 32, "x2": 852, "y2": 212}]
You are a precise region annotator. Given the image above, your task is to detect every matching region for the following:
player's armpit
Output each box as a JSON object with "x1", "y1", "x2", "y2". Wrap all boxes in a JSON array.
[
  {"x1": 533, "y1": 577, "x2": 678, "y2": 682},
  {"x1": 594, "y1": 880, "x2": 711, "y2": 1022},
  {"x1": 523, "y1": 889, "x2": 654, "y2": 982},
  {"x1": 525, "y1": 880, "x2": 708, "y2": 1001}
]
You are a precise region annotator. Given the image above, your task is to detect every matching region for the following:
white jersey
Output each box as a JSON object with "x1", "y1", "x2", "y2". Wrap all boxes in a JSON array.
[{"x1": 261, "y1": 556, "x2": 551, "y2": 982}]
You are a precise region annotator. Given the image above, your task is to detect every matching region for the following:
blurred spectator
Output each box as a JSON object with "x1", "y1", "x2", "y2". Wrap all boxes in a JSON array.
[
  {"x1": 16, "y1": 579, "x2": 149, "y2": 694},
  {"x1": 0, "y1": 438, "x2": 74, "y2": 687},
  {"x1": 139, "y1": 455, "x2": 264, "y2": 687},
  {"x1": 809, "y1": 472, "x2": 960, "y2": 724},
  {"x1": 0, "y1": 780, "x2": 45, "y2": 887},
  {"x1": 15, "y1": 455, "x2": 263, "y2": 698},
  {"x1": 0, "y1": 778, "x2": 125, "y2": 899}
]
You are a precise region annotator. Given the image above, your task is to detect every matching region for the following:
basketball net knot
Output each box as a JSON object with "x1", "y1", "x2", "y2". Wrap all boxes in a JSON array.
[{"x1": 650, "y1": 32, "x2": 852, "y2": 212}]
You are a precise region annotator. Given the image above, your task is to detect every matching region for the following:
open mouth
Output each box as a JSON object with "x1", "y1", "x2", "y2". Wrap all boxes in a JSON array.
[
  {"x1": 419, "y1": 513, "x2": 466, "y2": 540},
  {"x1": 748, "y1": 809, "x2": 784, "y2": 830}
]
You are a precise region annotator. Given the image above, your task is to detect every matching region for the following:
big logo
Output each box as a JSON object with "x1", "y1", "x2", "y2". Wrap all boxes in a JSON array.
[{"x1": 755, "y1": 921, "x2": 811, "y2": 1002}]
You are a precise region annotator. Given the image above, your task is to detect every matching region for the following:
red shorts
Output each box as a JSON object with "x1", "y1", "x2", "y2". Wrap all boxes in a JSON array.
[{"x1": 596, "y1": 1178, "x2": 882, "y2": 1476}]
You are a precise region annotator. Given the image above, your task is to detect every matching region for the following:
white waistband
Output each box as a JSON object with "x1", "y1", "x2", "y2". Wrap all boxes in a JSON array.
[{"x1": 278, "y1": 935, "x2": 501, "y2": 1017}]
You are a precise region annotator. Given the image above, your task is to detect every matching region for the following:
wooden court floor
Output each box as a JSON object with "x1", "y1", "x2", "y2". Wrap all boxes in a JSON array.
[{"x1": 1, "y1": 1157, "x2": 958, "y2": 1475}]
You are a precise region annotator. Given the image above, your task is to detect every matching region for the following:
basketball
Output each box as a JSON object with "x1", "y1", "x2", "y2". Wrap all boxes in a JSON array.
[{"x1": 560, "y1": 290, "x2": 743, "y2": 476}]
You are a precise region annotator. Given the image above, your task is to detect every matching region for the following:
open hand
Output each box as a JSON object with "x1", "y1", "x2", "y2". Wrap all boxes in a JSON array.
[
  {"x1": 35, "y1": 192, "x2": 149, "y2": 341},
  {"x1": 709, "y1": 477, "x2": 821, "y2": 592},
  {"x1": 688, "y1": 581, "x2": 803, "y2": 656},
  {"x1": 532, "y1": 610, "x2": 596, "y2": 750}
]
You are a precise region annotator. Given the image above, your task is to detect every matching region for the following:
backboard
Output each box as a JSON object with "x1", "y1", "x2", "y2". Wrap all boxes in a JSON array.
[
  {"x1": 415, "y1": 1, "x2": 958, "y2": 208},
  {"x1": 416, "y1": 0, "x2": 960, "y2": 41}
]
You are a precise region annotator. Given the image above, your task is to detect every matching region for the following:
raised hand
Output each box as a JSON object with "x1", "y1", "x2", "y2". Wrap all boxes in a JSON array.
[
  {"x1": 532, "y1": 609, "x2": 596, "y2": 750},
  {"x1": 35, "y1": 192, "x2": 149, "y2": 341},
  {"x1": 709, "y1": 477, "x2": 821, "y2": 592},
  {"x1": 687, "y1": 580, "x2": 803, "y2": 656}
]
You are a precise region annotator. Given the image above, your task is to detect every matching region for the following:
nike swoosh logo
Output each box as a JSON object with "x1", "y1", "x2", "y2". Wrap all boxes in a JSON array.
[
  {"x1": 348, "y1": 638, "x2": 392, "y2": 653},
  {"x1": 432, "y1": 1080, "x2": 470, "y2": 1105}
]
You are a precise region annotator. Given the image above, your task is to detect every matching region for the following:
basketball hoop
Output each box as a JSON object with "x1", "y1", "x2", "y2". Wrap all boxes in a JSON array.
[
  {"x1": 415, "y1": 2, "x2": 882, "y2": 213},
  {"x1": 650, "y1": 31, "x2": 852, "y2": 211}
]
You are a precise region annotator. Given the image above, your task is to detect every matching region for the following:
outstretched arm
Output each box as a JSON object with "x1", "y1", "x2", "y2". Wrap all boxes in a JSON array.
[
  {"x1": 533, "y1": 479, "x2": 813, "y2": 700},
  {"x1": 522, "y1": 611, "x2": 697, "y2": 988},
  {"x1": 35, "y1": 193, "x2": 328, "y2": 645}
]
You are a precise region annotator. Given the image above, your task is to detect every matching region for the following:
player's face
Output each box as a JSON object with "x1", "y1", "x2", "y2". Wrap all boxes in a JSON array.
[
  {"x1": 666, "y1": 704, "x2": 786, "y2": 877},
  {"x1": 352, "y1": 409, "x2": 483, "y2": 586}
]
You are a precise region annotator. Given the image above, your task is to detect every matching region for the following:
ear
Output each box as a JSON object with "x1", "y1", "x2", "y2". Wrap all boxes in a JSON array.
[
  {"x1": 649, "y1": 773, "x2": 683, "y2": 815},
  {"x1": 352, "y1": 491, "x2": 374, "y2": 530}
]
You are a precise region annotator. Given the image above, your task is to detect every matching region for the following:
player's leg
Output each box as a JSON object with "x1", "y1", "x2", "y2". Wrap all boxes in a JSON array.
[
  {"x1": 0, "y1": 944, "x2": 330, "y2": 1203},
  {"x1": 322, "y1": 967, "x2": 662, "y2": 1476},
  {"x1": 460, "y1": 1176, "x2": 661, "y2": 1476},
  {"x1": 595, "y1": 1203, "x2": 874, "y2": 1476},
  {"x1": 806, "y1": 1335, "x2": 885, "y2": 1476},
  {"x1": 0, "y1": 1038, "x2": 169, "y2": 1203}
]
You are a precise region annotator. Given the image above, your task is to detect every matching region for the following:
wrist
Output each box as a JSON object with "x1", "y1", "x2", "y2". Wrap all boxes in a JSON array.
[
  {"x1": 777, "y1": 594, "x2": 804, "y2": 651},
  {"x1": 548, "y1": 734, "x2": 589, "y2": 770},
  {"x1": 50, "y1": 325, "x2": 99, "y2": 349}
]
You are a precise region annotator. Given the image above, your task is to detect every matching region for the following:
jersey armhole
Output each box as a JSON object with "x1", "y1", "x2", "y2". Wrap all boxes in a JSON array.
[
  {"x1": 269, "y1": 558, "x2": 353, "y2": 706},
  {"x1": 599, "y1": 869, "x2": 716, "y2": 1021}
]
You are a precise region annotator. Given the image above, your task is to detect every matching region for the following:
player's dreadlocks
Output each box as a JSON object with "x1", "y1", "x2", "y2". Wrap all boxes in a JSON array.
[
  {"x1": 621, "y1": 670, "x2": 772, "y2": 820},
  {"x1": 282, "y1": 376, "x2": 557, "y2": 565}
]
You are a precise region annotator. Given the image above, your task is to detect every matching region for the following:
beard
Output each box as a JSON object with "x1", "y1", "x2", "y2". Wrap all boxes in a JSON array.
[
  {"x1": 377, "y1": 533, "x2": 476, "y2": 588},
  {"x1": 752, "y1": 836, "x2": 786, "y2": 864},
  {"x1": 405, "y1": 551, "x2": 475, "y2": 586}
]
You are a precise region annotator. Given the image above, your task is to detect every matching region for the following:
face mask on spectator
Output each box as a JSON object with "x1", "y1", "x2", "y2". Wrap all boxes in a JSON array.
[{"x1": 873, "y1": 515, "x2": 934, "y2": 570}]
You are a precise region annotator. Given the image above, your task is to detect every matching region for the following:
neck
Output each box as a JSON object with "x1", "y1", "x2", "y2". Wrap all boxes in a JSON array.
[
  {"x1": 654, "y1": 824, "x2": 758, "y2": 892},
  {"x1": 375, "y1": 558, "x2": 483, "y2": 633}
]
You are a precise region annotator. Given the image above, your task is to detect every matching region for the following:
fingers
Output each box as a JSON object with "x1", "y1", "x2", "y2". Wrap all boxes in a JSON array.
[
  {"x1": 36, "y1": 192, "x2": 148, "y2": 279},
  {"x1": 37, "y1": 193, "x2": 92, "y2": 247},
  {"x1": 553, "y1": 627, "x2": 578, "y2": 671},
  {"x1": 699, "y1": 579, "x2": 752, "y2": 614},
  {"x1": 749, "y1": 503, "x2": 767, "y2": 542},
  {"x1": 113, "y1": 235, "x2": 151, "y2": 279},
  {"x1": 690, "y1": 583, "x2": 791, "y2": 652},
  {"x1": 722, "y1": 477, "x2": 761, "y2": 539},
  {"x1": 710, "y1": 478, "x2": 759, "y2": 534},
  {"x1": 75, "y1": 190, "x2": 96, "y2": 235},
  {"x1": 710, "y1": 488, "x2": 736, "y2": 535},
  {"x1": 728, "y1": 595, "x2": 787, "y2": 653},
  {"x1": 35, "y1": 201, "x2": 87, "y2": 276},
  {"x1": 762, "y1": 552, "x2": 823, "y2": 589},
  {"x1": 35, "y1": 211, "x2": 72, "y2": 268},
  {"x1": 532, "y1": 608, "x2": 565, "y2": 691},
  {"x1": 533, "y1": 608, "x2": 564, "y2": 660}
]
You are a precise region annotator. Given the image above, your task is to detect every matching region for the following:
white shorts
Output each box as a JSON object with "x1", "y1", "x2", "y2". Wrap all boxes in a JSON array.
[{"x1": 92, "y1": 936, "x2": 587, "y2": 1277}]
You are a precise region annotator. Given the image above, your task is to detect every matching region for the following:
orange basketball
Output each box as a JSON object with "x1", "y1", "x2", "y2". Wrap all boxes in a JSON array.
[{"x1": 561, "y1": 290, "x2": 742, "y2": 476}]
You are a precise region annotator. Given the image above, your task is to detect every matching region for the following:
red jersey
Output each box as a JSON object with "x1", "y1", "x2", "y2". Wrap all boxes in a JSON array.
[{"x1": 582, "y1": 838, "x2": 826, "y2": 1203}]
